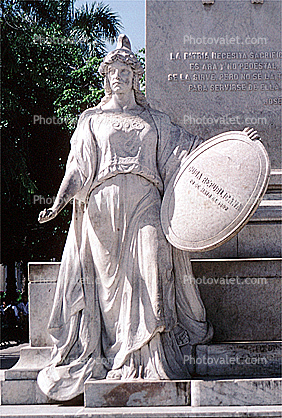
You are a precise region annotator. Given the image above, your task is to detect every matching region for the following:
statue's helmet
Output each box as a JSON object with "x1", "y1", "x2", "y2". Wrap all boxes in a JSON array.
[{"x1": 98, "y1": 34, "x2": 144, "y2": 79}]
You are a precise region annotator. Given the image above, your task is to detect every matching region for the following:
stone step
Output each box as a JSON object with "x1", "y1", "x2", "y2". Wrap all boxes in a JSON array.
[
  {"x1": 2, "y1": 373, "x2": 281, "y2": 407},
  {"x1": 193, "y1": 342, "x2": 282, "y2": 378},
  {"x1": 0, "y1": 404, "x2": 282, "y2": 418},
  {"x1": 1, "y1": 342, "x2": 280, "y2": 405},
  {"x1": 10, "y1": 342, "x2": 282, "y2": 379},
  {"x1": 0, "y1": 370, "x2": 50, "y2": 405},
  {"x1": 191, "y1": 378, "x2": 282, "y2": 407},
  {"x1": 251, "y1": 199, "x2": 282, "y2": 222},
  {"x1": 84, "y1": 379, "x2": 191, "y2": 407},
  {"x1": 83, "y1": 378, "x2": 282, "y2": 408},
  {"x1": 268, "y1": 169, "x2": 282, "y2": 191}
]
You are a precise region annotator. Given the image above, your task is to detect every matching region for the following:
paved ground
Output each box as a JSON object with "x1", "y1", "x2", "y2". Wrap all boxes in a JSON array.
[
  {"x1": 0, "y1": 405, "x2": 282, "y2": 418},
  {"x1": 0, "y1": 342, "x2": 28, "y2": 369}
]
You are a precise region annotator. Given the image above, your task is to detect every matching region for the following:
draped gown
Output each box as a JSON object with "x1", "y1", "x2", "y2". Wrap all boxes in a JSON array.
[{"x1": 37, "y1": 105, "x2": 213, "y2": 401}]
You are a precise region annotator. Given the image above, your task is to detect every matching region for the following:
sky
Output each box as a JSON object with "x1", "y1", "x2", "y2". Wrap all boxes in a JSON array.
[{"x1": 75, "y1": 0, "x2": 145, "y2": 53}]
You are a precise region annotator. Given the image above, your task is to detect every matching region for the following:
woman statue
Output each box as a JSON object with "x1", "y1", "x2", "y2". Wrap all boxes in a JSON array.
[{"x1": 37, "y1": 34, "x2": 213, "y2": 401}]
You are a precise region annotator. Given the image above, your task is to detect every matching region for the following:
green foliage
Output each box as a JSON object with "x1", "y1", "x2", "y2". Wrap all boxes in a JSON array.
[
  {"x1": 1, "y1": 0, "x2": 122, "y2": 271},
  {"x1": 136, "y1": 47, "x2": 145, "y2": 93},
  {"x1": 54, "y1": 56, "x2": 105, "y2": 130}
]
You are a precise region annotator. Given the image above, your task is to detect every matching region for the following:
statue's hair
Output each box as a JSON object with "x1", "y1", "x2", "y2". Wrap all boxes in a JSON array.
[{"x1": 99, "y1": 69, "x2": 149, "y2": 108}]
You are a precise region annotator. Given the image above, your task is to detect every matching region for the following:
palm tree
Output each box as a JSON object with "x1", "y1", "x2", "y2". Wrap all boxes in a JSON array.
[
  {"x1": 1, "y1": 0, "x2": 122, "y2": 280},
  {"x1": 72, "y1": 2, "x2": 122, "y2": 57}
]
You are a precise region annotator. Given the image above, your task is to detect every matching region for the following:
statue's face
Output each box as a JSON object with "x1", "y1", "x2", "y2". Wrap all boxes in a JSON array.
[{"x1": 107, "y1": 61, "x2": 134, "y2": 95}]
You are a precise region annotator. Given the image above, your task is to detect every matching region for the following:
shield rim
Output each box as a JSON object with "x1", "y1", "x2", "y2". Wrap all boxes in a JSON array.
[{"x1": 160, "y1": 131, "x2": 271, "y2": 252}]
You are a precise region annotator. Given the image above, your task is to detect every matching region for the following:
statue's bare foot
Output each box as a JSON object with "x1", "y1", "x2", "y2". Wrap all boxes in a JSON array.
[{"x1": 106, "y1": 369, "x2": 123, "y2": 380}]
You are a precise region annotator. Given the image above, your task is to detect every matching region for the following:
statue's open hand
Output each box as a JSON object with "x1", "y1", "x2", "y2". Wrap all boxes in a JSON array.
[{"x1": 38, "y1": 208, "x2": 57, "y2": 223}]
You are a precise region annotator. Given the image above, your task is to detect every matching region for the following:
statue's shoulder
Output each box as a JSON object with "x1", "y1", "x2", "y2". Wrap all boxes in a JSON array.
[
  {"x1": 78, "y1": 106, "x2": 101, "y2": 124},
  {"x1": 147, "y1": 107, "x2": 172, "y2": 125}
]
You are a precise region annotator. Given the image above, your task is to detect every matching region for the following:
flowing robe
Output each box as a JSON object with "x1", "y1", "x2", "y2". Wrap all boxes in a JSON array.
[{"x1": 37, "y1": 106, "x2": 213, "y2": 400}]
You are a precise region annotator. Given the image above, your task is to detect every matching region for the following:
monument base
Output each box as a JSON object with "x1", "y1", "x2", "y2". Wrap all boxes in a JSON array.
[
  {"x1": 2, "y1": 262, "x2": 279, "y2": 408},
  {"x1": 84, "y1": 378, "x2": 282, "y2": 408},
  {"x1": 28, "y1": 259, "x2": 282, "y2": 344},
  {"x1": 2, "y1": 371, "x2": 281, "y2": 408},
  {"x1": 1, "y1": 342, "x2": 281, "y2": 406}
]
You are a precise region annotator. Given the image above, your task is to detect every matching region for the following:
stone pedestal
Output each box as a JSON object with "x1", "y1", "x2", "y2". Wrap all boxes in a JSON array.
[
  {"x1": 146, "y1": 0, "x2": 282, "y2": 171},
  {"x1": 28, "y1": 262, "x2": 60, "y2": 347},
  {"x1": 192, "y1": 258, "x2": 281, "y2": 342},
  {"x1": 1, "y1": 261, "x2": 281, "y2": 407},
  {"x1": 84, "y1": 378, "x2": 282, "y2": 408},
  {"x1": 1, "y1": 258, "x2": 281, "y2": 407},
  {"x1": 146, "y1": 0, "x2": 282, "y2": 264},
  {"x1": 84, "y1": 380, "x2": 191, "y2": 407},
  {"x1": 26, "y1": 259, "x2": 282, "y2": 344}
]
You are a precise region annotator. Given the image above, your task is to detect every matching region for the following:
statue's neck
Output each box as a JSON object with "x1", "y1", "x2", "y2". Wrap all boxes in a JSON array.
[{"x1": 103, "y1": 91, "x2": 139, "y2": 112}]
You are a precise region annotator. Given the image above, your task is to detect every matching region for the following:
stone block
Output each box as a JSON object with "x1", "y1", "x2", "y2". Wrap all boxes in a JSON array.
[
  {"x1": 192, "y1": 196, "x2": 282, "y2": 259},
  {"x1": 191, "y1": 236, "x2": 238, "y2": 259},
  {"x1": 27, "y1": 260, "x2": 281, "y2": 343},
  {"x1": 192, "y1": 258, "x2": 281, "y2": 278},
  {"x1": 192, "y1": 258, "x2": 282, "y2": 341},
  {"x1": 237, "y1": 223, "x2": 281, "y2": 258},
  {"x1": 28, "y1": 262, "x2": 60, "y2": 347},
  {"x1": 28, "y1": 262, "x2": 60, "y2": 283},
  {"x1": 84, "y1": 379, "x2": 191, "y2": 407},
  {"x1": 12, "y1": 346, "x2": 53, "y2": 370},
  {"x1": 4, "y1": 369, "x2": 39, "y2": 381},
  {"x1": 251, "y1": 198, "x2": 282, "y2": 221},
  {"x1": 0, "y1": 347, "x2": 53, "y2": 404},
  {"x1": 191, "y1": 378, "x2": 282, "y2": 407},
  {"x1": 0, "y1": 378, "x2": 50, "y2": 405},
  {"x1": 4, "y1": 347, "x2": 52, "y2": 382},
  {"x1": 193, "y1": 221, "x2": 282, "y2": 259},
  {"x1": 195, "y1": 343, "x2": 282, "y2": 378},
  {"x1": 146, "y1": 0, "x2": 282, "y2": 170}
]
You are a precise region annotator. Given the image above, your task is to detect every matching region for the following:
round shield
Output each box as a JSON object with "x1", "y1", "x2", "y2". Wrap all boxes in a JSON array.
[{"x1": 161, "y1": 130, "x2": 270, "y2": 252}]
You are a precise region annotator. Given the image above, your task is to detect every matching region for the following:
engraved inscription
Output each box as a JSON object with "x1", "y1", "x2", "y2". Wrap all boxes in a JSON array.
[
  {"x1": 188, "y1": 166, "x2": 243, "y2": 212},
  {"x1": 168, "y1": 50, "x2": 282, "y2": 93},
  {"x1": 263, "y1": 97, "x2": 282, "y2": 105}
]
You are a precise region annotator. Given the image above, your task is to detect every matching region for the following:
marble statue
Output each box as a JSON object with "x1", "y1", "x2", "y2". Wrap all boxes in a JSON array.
[{"x1": 37, "y1": 34, "x2": 213, "y2": 401}]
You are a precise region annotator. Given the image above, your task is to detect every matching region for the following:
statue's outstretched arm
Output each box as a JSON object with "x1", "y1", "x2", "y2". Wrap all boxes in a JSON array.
[{"x1": 38, "y1": 165, "x2": 82, "y2": 224}]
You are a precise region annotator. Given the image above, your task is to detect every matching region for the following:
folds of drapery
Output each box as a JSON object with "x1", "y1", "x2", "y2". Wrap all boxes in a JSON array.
[{"x1": 37, "y1": 107, "x2": 213, "y2": 401}]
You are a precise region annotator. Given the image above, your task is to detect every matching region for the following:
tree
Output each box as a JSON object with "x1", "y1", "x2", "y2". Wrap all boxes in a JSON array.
[{"x1": 1, "y1": 0, "x2": 122, "y2": 280}]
